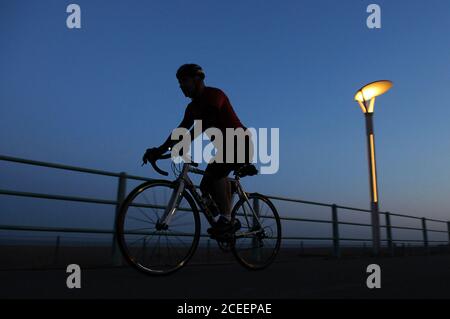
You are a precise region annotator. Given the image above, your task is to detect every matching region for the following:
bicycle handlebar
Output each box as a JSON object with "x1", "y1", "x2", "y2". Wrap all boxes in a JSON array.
[{"x1": 143, "y1": 153, "x2": 199, "y2": 176}]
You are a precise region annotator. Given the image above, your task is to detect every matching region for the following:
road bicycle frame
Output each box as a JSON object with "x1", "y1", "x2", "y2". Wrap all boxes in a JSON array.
[{"x1": 157, "y1": 162, "x2": 263, "y2": 235}]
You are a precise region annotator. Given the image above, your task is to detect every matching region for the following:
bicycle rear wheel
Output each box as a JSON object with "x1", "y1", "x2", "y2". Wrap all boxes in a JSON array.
[
  {"x1": 116, "y1": 180, "x2": 200, "y2": 275},
  {"x1": 231, "y1": 193, "x2": 281, "y2": 270}
]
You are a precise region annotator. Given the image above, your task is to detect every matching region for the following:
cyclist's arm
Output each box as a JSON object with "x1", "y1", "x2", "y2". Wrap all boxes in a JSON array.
[{"x1": 157, "y1": 106, "x2": 195, "y2": 153}]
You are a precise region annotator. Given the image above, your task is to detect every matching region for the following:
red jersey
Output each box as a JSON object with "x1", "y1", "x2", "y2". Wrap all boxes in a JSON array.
[
  {"x1": 181, "y1": 86, "x2": 245, "y2": 133},
  {"x1": 160, "y1": 86, "x2": 248, "y2": 155}
]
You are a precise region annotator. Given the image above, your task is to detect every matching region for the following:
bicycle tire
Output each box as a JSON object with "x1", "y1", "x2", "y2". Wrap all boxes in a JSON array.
[
  {"x1": 116, "y1": 180, "x2": 201, "y2": 276},
  {"x1": 231, "y1": 193, "x2": 282, "y2": 270}
]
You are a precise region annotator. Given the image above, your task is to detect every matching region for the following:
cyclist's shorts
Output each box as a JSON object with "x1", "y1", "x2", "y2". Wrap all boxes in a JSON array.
[
  {"x1": 201, "y1": 133, "x2": 252, "y2": 179},
  {"x1": 210, "y1": 133, "x2": 254, "y2": 165}
]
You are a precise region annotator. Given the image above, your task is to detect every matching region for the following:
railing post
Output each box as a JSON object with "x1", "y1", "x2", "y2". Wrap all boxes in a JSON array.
[
  {"x1": 422, "y1": 217, "x2": 428, "y2": 254},
  {"x1": 331, "y1": 204, "x2": 340, "y2": 258},
  {"x1": 112, "y1": 172, "x2": 127, "y2": 266},
  {"x1": 385, "y1": 212, "x2": 393, "y2": 256}
]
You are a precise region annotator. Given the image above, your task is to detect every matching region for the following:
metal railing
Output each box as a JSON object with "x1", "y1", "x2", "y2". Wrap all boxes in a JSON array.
[{"x1": 1, "y1": 154, "x2": 450, "y2": 264}]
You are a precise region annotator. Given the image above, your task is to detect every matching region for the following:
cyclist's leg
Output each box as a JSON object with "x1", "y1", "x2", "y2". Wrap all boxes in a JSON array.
[
  {"x1": 211, "y1": 175, "x2": 232, "y2": 220},
  {"x1": 207, "y1": 133, "x2": 253, "y2": 218},
  {"x1": 200, "y1": 162, "x2": 234, "y2": 219}
]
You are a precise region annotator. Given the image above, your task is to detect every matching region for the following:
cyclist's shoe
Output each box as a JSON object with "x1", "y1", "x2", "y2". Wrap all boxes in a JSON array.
[{"x1": 207, "y1": 216, "x2": 241, "y2": 238}]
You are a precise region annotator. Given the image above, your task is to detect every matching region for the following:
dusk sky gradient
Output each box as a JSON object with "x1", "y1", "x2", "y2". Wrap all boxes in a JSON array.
[{"x1": 1, "y1": 0, "x2": 450, "y2": 239}]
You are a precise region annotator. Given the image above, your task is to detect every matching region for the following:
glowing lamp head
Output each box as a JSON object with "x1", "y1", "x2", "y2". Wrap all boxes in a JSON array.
[{"x1": 354, "y1": 80, "x2": 393, "y2": 113}]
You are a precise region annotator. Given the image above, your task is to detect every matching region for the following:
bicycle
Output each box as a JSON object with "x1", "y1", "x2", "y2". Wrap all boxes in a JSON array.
[{"x1": 115, "y1": 153, "x2": 282, "y2": 275}]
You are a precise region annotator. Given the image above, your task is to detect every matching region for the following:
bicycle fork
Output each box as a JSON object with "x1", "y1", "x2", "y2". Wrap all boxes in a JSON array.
[{"x1": 156, "y1": 179, "x2": 186, "y2": 230}]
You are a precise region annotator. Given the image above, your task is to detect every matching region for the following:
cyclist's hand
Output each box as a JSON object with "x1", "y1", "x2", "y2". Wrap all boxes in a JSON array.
[{"x1": 142, "y1": 147, "x2": 162, "y2": 165}]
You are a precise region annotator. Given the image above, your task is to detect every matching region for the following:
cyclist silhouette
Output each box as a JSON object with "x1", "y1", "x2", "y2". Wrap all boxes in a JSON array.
[{"x1": 143, "y1": 64, "x2": 254, "y2": 236}]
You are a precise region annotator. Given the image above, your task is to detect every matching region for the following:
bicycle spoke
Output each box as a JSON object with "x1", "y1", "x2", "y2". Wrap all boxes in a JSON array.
[
  {"x1": 147, "y1": 191, "x2": 161, "y2": 221},
  {"x1": 135, "y1": 206, "x2": 156, "y2": 224},
  {"x1": 127, "y1": 215, "x2": 155, "y2": 225},
  {"x1": 119, "y1": 181, "x2": 201, "y2": 275},
  {"x1": 165, "y1": 233, "x2": 181, "y2": 264},
  {"x1": 261, "y1": 239, "x2": 275, "y2": 249},
  {"x1": 149, "y1": 235, "x2": 161, "y2": 266},
  {"x1": 164, "y1": 232, "x2": 172, "y2": 266},
  {"x1": 171, "y1": 211, "x2": 190, "y2": 223},
  {"x1": 130, "y1": 234, "x2": 154, "y2": 263},
  {"x1": 170, "y1": 231, "x2": 190, "y2": 248},
  {"x1": 128, "y1": 233, "x2": 154, "y2": 247},
  {"x1": 143, "y1": 234, "x2": 157, "y2": 266},
  {"x1": 263, "y1": 222, "x2": 276, "y2": 230}
]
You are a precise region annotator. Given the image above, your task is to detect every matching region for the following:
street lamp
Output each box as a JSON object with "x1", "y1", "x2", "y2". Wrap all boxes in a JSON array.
[{"x1": 354, "y1": 80, "x2": 393, "y2": 256}]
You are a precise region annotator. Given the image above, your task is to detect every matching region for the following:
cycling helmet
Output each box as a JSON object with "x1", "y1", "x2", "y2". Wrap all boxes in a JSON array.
[{"x1": 176, "y1": 64, "x2": 205, "y2": 80}]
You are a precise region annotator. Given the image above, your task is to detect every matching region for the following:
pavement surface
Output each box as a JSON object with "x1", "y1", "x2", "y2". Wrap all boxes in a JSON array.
[{"x1": 1, "y1": 254, "x2": 449, "y2": 299}]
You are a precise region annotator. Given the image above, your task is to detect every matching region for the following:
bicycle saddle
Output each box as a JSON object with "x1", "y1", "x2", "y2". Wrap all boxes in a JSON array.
[{"x1": 234, "y1": 164, "x2": 258, "y2": 177}]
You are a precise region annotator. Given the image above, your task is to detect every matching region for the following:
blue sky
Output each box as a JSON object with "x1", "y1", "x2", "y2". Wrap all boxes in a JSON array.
[{"x1": 1, "y1": 0, "x2": 450, "y2": 238}]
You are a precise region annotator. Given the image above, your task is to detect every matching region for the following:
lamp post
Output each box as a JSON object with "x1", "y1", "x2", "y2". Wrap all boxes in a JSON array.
[{"x1": 354, "y1": 80, "x2": 393, "y2": 256}]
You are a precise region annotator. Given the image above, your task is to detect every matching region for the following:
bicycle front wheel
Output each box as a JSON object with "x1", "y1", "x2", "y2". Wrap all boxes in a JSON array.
[
  {"x1": 116, "y1": 180, "x2": 200, "y2": 275},
  {"x1": 231, "y1": 193, "x2": 281, "y2": 270}
]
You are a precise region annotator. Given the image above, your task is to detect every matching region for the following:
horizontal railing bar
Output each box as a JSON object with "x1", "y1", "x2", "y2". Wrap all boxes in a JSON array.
[
  {"x1": 338, "y1": 221, "x2": 372, "y2": 227},
  {"x1": 0, "y1": 189, "x2": 198, "y2": 214},
  {"x1": 388, "y1": 225, "x2": 426, "y2": 231},
  {"x1": 426, "y1": 240, "x2": 449, "y2": 243},
  {"x1": 387, "y1": 212, "x2": 424, "y2": 220},
  {"x1": 426, "y1": 229, "x2": 449, "y2": 234},
  {"x1": 377, "y1": 225, "x2": 446, "y2": 233},
  {"x1": 0, "y1": 226, "x2": 327, "y2": 241},
  {"x1": 277, "y1": 216, "x2": 332, "y2": 224},
  {"x1": 0, "y1": 155, "x2": 159, "y2": 184},
  {"x1": 333, "y1": 205, "x2": 371, "y2": 213},
  {"x1": 423, "y1": 218, "x2": 448, "y2": 224},
  {"x1": 0, "y1": 189, "x2": 119, "y2": 206},
  {"x1": 2, "y1": 226, "x2": 449, "y2": 245},
  {"x1": 391, "y1": 239, "x2": 426, "y2": 243},
  {"x1": 265, "y1": 195, "x2": 333, "y2": 208},
  {"x1": 266, "y1": 196, "x2": 447, "y2": 223},
  {"x1": 277, "y1": 236, "x2": 333, "y2": 240},
  {"x1": 339, "y1": 238, "x2": 372, "y2": 241},
  {"x1": 0, "y1": 225, "x2": 113, "y2": 234},
  {"x1": 0, "y1": 155, "x2": 125, "y2": 178},
  {"x1": 1, "y1": 189, "x2": 448, "y2": 233},
  {"x1": 0, "y1": 155, "x2": 447, "y2": 223},
  {"x1": 1, "y1": 154, "x2": 449, "y2": 233},
  {"x1": 392, "y1": 239, "x2": 448, "y2": 247},
  {"x1": 0, "y1": 189, "x2": 332, "y2": 225}
]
